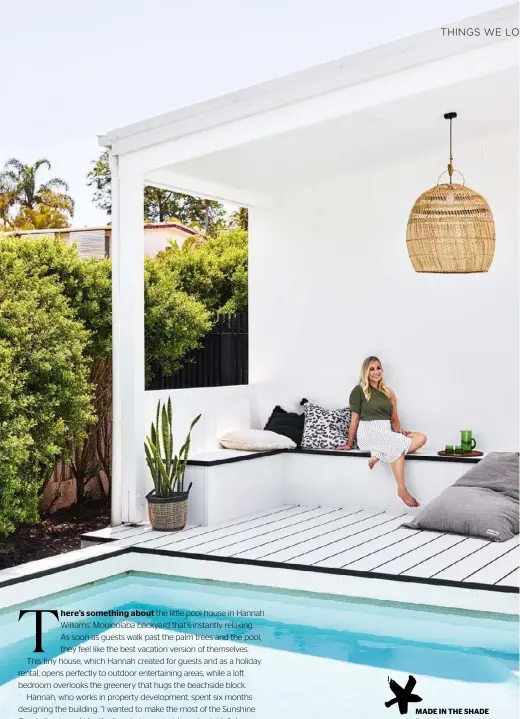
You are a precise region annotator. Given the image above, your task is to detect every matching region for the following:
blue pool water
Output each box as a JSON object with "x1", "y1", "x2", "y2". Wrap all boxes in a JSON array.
[{"x1": 1, "y1": 572, "x2": 517, "y2": 689}]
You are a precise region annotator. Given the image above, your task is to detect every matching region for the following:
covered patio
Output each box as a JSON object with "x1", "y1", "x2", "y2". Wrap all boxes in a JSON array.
[{"x1": 95, "y1": 4, "x2": 519, "y2": 607}]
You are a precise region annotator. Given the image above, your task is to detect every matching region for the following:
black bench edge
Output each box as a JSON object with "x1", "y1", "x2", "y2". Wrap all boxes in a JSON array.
[
  {"x1": 187, "y1": 448, "x2": 287, "y2": 466},
  {"x1": 187, "y1": 448, "x2": 484, "y2": 467}
]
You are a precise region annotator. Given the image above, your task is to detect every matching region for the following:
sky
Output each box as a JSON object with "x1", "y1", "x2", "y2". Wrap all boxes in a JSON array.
[{"x1": 0, "y1": 0, "x2": 511, "y2": 227}]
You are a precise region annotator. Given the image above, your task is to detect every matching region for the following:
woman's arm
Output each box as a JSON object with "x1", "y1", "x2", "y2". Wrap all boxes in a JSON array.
[
  {"x1": 337, "y1": 412, "x2": 359, "y2": 450},
  {"x1": 390, "y1": 390, "x2": 400, "y2": 431},
  {"x1": 390, "y1": 390, "x2": 410, "y2": 435}
]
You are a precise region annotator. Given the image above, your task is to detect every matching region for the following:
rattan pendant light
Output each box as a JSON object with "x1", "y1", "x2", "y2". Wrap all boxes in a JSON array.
[{"x1": 406, "y1": 112, "x2": 495, "y2": 273}]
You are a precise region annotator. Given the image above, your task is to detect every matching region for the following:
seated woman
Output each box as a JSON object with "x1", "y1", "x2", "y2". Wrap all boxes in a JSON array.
[{"x1": 337, "y1": 356, "x2": 427, "y2": 507}]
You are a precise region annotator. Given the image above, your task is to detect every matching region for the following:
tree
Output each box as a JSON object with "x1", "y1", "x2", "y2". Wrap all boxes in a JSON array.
[
  {"x1": 0, "y1": 158, "x2": 74, "y2": 229},
  {"x1": 0, "y1": 339, "x2": 39, "y2": 534},
  {"x1": 9, "y1": 238, "x2": 113, "y2": 507},
  {"x1": 0, "y1": 237, "x2": 93, "y2": 534},
  {"x1": 0, "y1": 235, "x2": 215, "y2": 528},
  {"x1": 87, "y1": 150, "x2": 226, "y2": 234},
  {"x1": 156, "y1": 228, "x2": 248, "y2": 314},
  {"x1": 0, "y1": 224, "x2": 249, "y2": 531},
  {"x1": 10, "y1": 189, "x2": 75, "y2": 230},
  {"x1": 0, "y1": 175, "x2": 16, "y2": 228},
  {"x1": 86, "y1": 150, "x2": 112, "y2": 214},
  {"x1": 228, "y1": 207, "x2": 248, "y2": 231},
  {"x1": 180, "y1": 196, "x2": 226, "y2": 235},
  {"x1": 10, "y1": 236, "x2": 112, "y2": 362},
  {"x1": 143, "y1": 186, "x2": 182, "y2": 223},
  {"x1": 145, "y1": 257, "x2": 212, "y2": 383}
]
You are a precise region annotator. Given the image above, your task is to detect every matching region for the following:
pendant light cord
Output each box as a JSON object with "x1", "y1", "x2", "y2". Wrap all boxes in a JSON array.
[
  {"x1": 444, "y1": 111, "x2": 457, "y2": 184},
  {"x1": 449, "y1": 117, "x2": 453, "y2": 184}
]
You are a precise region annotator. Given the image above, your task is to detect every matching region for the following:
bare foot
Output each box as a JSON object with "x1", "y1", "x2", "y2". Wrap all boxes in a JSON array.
[
  {"x1": 398, "y1": 488, "x2": 420, "y2": 508},
  {"x1": 368, "y1": 457, "x2": 379, "y2": 470}
]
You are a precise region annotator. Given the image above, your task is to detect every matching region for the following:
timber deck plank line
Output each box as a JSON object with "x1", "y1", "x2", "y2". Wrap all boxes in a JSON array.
[
  {"x1": 142, "y1": 505, "x2": 325, "y2": 551},
  {"x1": 166, "y1": 507, "x2": 348, "y2": 553},
  {"x1": 245, "y1": 513, "x2": 408, "y2": 563},
  {"x1": 209, "y1": 510, "x2": 377, "y2": 559},
  {"x1": 282, "y1": 521, "x2": 415, "y2": 565}
]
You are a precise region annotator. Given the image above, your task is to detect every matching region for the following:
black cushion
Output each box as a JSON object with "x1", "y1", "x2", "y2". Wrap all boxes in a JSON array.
[{"x1": 264, "y1": 405, "x2": 305, "y2": 447}]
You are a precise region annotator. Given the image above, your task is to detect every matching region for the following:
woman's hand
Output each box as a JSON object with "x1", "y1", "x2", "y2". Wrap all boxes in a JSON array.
[
  {"x1": 392, "y1": 423, "x2": 410, "y2": 436},
  {"x1": 336, "y1": 443, "x2": 353, "y2": 451}
]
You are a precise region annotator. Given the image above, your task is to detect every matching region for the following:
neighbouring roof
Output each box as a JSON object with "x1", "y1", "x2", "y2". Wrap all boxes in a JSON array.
[
  {"x1": 143, "y1": 222, "x2": 198, "y2": 234},
  {"x1": 0, "y1": 222, "x2": 199, "y2": 237}
]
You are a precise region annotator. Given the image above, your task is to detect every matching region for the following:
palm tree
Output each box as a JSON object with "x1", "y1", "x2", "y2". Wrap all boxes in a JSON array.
[
  {"x1": 0, "y1": 158, "x2": 74, "y2": 212},
  {"x1": 229, "y1": 207, "x2": 248, "y2": 231},
  {"x1": 0, "y1": 176, "x2": 17, "y2": 228}
]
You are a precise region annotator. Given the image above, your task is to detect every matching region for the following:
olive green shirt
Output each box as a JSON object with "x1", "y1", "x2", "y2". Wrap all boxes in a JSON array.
[{"x1": 349, "y1": 384, "x2": 393, "y2": 421}]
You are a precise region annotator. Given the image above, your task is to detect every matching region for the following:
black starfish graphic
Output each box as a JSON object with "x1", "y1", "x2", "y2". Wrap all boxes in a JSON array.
[{"x1": 385, "y1": 675, "x2": 423, "y2": 714}]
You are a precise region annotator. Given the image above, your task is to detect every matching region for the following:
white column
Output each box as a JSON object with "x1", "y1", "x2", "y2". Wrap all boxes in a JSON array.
[{"x1": 110, "y1": 156, "x2": 146, "y2": 524}]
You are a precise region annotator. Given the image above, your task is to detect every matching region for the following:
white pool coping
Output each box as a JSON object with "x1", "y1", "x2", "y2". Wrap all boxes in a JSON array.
[{"x1": 0, "y1": 542, "x2": 518, "y2": 617}]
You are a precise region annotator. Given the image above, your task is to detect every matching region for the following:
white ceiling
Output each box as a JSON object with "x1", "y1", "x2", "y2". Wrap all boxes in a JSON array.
[{"x1": 163, "y1": 67, "x2": 518, "y2": 199}]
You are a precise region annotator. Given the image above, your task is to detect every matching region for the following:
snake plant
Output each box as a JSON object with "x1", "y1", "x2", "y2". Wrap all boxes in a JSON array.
[{"x1": 144, "y1": 397, "x2": 201, "y2": 498}]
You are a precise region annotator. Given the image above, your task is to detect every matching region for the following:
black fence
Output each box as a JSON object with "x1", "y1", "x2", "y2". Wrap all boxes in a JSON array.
[{"x1": 149, "y1": 312, "x2": 248, "y2": 390}]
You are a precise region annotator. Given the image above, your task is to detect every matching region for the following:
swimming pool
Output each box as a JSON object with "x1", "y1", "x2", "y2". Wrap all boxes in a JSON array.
[{"x1": 1, "y1": 571, "x2": 518, "y2": 717}]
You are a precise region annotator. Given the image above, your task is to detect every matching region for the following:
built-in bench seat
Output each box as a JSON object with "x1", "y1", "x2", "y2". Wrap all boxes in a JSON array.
[{"x1": 184, "y1": 448, "x2": 484, "y2": 526}]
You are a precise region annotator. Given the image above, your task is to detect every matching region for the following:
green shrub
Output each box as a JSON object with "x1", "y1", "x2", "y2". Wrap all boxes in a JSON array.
[
  {"x1": 7, "y1": 236, "x2": 112, "y2": 361},
  {"x1": 145, "y1": 257, "x2": 211, "y2": 382},
  {"x1": 156, "y1": 228, "x2": 248, "y2": 314},
  {"x1": 0, "y1": 231, "x2": 244, "y2": 533},
  {"x1": 0, "y1": 241, "x2": 93, "y2": 534}
]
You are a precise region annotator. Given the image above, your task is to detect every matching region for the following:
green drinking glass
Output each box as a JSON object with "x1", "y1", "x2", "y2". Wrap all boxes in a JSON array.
[
  {"x1": 455, "y1": 446, "x2": 463, "y2": 455},
  {"x1": 445, "y1": 445, "x2": 454, "y2": 455},
  {"x1": 460, "y1": 430, "x2": 477, "y2": 454}
]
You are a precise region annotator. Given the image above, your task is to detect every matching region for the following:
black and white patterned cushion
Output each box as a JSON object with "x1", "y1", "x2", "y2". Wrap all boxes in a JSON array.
[{"x1": 301, "y1": 400, "x2": 352, "y2": 449}]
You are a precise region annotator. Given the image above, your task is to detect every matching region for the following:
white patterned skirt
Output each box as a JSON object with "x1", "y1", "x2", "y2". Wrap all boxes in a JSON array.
[{"x1": 356, "y1": 420, "x2": 412, "y2": 463}]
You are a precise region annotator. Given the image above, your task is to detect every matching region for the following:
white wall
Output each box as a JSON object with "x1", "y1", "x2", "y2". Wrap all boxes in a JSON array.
[
  {"x1": 144, "y1": 386, "x2": 251, "y2": 453},
  {"x1": 142, "y1": 385, "x2": 252, "y2": 493},
  {"x1": 248, "y1": 129, "x2": 519, "y2": 452}
]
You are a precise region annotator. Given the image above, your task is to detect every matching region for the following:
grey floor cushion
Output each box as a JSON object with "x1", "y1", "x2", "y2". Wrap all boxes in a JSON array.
[{"x1": 402, "y1": 452, "x2": 519, "y2": 542}]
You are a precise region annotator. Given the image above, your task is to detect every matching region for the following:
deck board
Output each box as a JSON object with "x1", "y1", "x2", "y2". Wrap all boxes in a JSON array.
[
  {"x1": 433, "y1": 538, "x2": 518, "y2": 582},
  {"x1": 461, "y1": 545, "x2": 519, "y2": 584},
  {"x1": 496, "y1": 568, "x2": 519, "y2": 587},
  {"x1": 399, "y1": 536, "x2": 485, "y2": 578},
  {"x1": 337, "y1": 530, "x2": 445, "y2": 572},
  {"x1": 81, "y1": 504, "x2": 519, "y2": 592},
  {"x1": 223, "y1": 509, "x2": 378, "y2": 561},
  {"x1": 362, "y1": 533, "x2": 469, "y2": 575},
  {"x1": 283, "y1": 519, "x2": 412, "y2": 566},
  {"x1": 178, "y1": 507, "x2": 342, "y2": 555}
]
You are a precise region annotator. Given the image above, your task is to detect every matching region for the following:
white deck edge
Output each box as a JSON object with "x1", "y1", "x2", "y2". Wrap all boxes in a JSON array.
[{"x1": 0, "y1": 546, "x2": 517, "y2": 616}]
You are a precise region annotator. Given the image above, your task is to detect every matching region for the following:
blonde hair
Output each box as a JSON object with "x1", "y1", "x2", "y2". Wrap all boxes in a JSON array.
[{"x1": 360, "y1": 356, "x2": 391, "y2": 401}]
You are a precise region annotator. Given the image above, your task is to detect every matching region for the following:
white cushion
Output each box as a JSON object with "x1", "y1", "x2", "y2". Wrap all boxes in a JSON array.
[{"x1": 219, "y1": 429, "x2": 296, "y2": 451}]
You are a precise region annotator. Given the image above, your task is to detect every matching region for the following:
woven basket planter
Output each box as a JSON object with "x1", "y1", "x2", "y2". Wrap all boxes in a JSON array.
[
  {"x1": 406, "y1": 182, "x2": 495, "y2": 273},
  {"x1": 146, "y1": 483, "x2": 193, "y2": 531}
]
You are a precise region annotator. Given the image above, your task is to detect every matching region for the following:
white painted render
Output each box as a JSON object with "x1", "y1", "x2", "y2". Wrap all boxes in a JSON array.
[
  {"x1": 248, "y1": 128, "x2": 519, "y2": 452},
  {"x1": 139, "y1": 130, "x2": 518, "y2": 511},
  {"x1": 104, "y1": 6, "x2": 519, "y2": 523}
]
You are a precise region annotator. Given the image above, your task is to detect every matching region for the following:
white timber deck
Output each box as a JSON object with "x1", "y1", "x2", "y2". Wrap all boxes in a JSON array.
[{"x1": 81, "y1": 504, "x2": 519, "y2": 592}]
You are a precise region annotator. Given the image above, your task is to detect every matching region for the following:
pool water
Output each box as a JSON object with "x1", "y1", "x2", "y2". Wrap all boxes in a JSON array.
[{"x1": 1, "y1": 571, "x2": 517, "y2": 689}]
